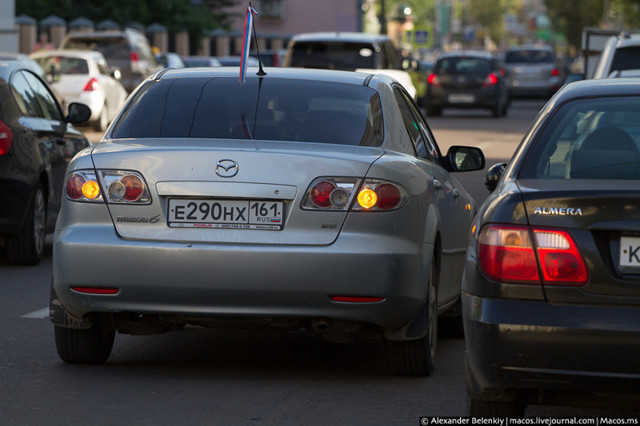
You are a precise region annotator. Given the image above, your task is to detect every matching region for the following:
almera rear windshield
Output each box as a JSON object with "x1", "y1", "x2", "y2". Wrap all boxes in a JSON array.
[
  {"x1": 110, "y1": 77, "x2": 384, "y2": 147},
  {"x1": 520, "y1": 97, "x2": 640, "y2": 180}
]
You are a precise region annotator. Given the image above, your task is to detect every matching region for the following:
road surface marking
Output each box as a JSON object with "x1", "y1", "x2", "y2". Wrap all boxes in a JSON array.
[{"x1": 22, "y1": 307, "x2": 49, "y2": 319}]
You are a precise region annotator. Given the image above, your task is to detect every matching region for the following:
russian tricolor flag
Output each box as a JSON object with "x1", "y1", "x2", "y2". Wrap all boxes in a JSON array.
[{"x1": 240, "y1": 5, "x2": 258, "y2": 84}]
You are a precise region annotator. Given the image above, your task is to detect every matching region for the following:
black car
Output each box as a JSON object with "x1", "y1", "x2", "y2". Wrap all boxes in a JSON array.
[
  {"x1": 0, "y1": 60, "x2": 91, "y2": 265},
  {"x1": 463, "y1": 78, "x2": 640, "y2": 415},
  {"x1": 425, "y1": 51, "x2": 509, "y2": 117}
]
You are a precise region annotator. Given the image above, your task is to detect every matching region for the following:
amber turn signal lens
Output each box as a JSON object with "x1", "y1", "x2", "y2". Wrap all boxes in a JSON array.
[
  {"x1": 81, "y1": 180, "x2": 100, "y2": 199},
  {"x1": 357, "y1": 188, "x2": 377, "y2": 209}
]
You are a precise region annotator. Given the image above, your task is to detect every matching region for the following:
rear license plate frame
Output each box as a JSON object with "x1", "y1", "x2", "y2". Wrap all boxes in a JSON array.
[{"x1": 168, "y1": 198, "x2": 284, "y2": 230}]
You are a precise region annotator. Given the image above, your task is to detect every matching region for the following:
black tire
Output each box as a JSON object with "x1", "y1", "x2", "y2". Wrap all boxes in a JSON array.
[
  {"x1": 438, "y1": 298, "x2": 464, "y2": 338},
  {"x1": 388, "y1": 256, "x2": 438, "y2": 376},
  {"x1": 467, "y1": 396, "x2": 526, "y2": 416},
  {"x1": 93, "y1": 105, "x2": 108, "y2": 132},
  {"x1": 5, "y1": 183, "x2": 46, "y2": 265},
  {"x1": 54, "y1": 323, "x2": 115, "y2": 364}
]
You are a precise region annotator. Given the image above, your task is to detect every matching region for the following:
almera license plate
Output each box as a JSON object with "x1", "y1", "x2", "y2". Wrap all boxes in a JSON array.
[
  {"x1": 619, "y1": 236, "x2": 640, "y2": 272},
  {"x1": 168, "y1": 199, "x2": 284, "y2": 230}
]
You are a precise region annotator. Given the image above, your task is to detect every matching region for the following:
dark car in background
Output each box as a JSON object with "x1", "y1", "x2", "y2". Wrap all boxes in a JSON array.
[
  {"x1": 504, "y1": 45, "x2": 561, "y2": 99},
  {"x1": 0, "y1": 60, "x2": 91, "y2": 265},
  {"x1": 425, "y1": 51, "x2": 509, "y2": 117},
  {"x1": 60, "y1": 29, "x2": 161, "y2": 93},
  {"x1": 463, "y1": 78, "x2": 640, "y2": 415}
]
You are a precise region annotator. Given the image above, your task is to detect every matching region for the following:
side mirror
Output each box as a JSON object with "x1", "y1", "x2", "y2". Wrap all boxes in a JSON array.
[
  {"x1": 446, "y1": 146, "x2": 485, "y2": 172},
  {"x1": 484, "y1": 162, "x2": 507, "y2": 192},
  {"x1": 111, "y1": 67, "x2": 122, "y2": 80},
  {"x1": 66, "y1": 102, "x2": 92, "y2": 124}
]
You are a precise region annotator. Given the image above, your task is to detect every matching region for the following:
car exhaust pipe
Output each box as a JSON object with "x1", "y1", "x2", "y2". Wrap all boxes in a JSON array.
[{"x1": 311, "y1": 318, "x2": 331, "y2": 331}]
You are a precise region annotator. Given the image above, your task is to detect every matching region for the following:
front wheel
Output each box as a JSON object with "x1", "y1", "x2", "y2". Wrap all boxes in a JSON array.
[
  {"x1": 387, "y1": 257, "x2": 438, "y2": 376},
  {"x1": 54, "y1": 323, "x2": 115, "y2": 364}
]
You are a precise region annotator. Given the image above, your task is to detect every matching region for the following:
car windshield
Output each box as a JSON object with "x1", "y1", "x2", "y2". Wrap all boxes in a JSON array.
[
  {"x1": 289, "y1": 42, "x2": 376, "y2": 70},
  {"x1": 520, "y1": 96, "x2": 640, "y2": 180},
  {"x1": 111, "y1": 77, "x2": 383, "y2": 147},
  {"x1": 34, "y1": 56, "x2": 89, "y2": 75},
  {"x1": 435, "y1": 57, "x2": 491, "y2": 75},
  {"x1": 505, "y1": 49, "x2": 553, "y2": 63},
  {"x1": 610, "y1": 46, "x2": 640, "y2": 75}
]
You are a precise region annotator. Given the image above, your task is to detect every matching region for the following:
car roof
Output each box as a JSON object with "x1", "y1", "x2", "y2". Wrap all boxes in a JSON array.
[
  {"x1": 551, "y1": 77, "x2": 640, "y2": 104},
  {"x1": 290, "y1": 32, "x2": 392, "y2": 44},
  {"x1": 506, "y1": 45, "x2": 553, "y2": 52},
  {"x1": 30, "y1": 49, "x2": 105, "y2": 60},
  {"x1": 0, "y1": 59, "x2": 37, "y2": 80},
  {"x1": 437, "y1": 50, "x2": 495, "y2": 60},
  {"x1": 155, "y1": 66, "x2": 379, "y2": 87}
]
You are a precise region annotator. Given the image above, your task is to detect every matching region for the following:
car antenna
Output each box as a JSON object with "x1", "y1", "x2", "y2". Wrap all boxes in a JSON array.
[{"x1": 250, "y1": 2, "x2": 267, "y2": 77}]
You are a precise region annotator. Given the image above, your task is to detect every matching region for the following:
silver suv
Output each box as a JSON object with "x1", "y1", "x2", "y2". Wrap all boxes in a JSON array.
[{"x1": 592, "y1": 33, "x2": 640, "y2": 78}]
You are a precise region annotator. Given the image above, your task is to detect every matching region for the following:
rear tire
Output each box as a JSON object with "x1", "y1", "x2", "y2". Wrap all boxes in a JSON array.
[
  {"x1": 388, "y1": 256, "x2": 438, "y2": 376},
  {"x1": 93, "y1": 105, "x2": 108, "y2": 132},
  {"x1": 54, "y1": 323, "x2": 115, "y2": 364},
  {"x1": 467, "y1": 396, "x2": 526, "y2": 416},
  {"x1": 5, "y1": 183, "x2": 46, "y2": 265}
]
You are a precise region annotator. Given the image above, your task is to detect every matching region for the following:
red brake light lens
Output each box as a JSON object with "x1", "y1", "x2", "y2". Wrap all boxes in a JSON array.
[
  {"x1": 130, "y1": 52, "x2": 139, "y2": 62},
  {"x1": 121, "y1": 175, "x2": 144, "y2": 201},
  {"x1": 83, "y1": 77, "x2": 99, "y2": 92},
  {"x1": 65, "y1": 172, "x2": 88, "y2": 200},
  {"x1": 374, "y1": 183, "x2": 402, "y2": 210},
  {"x1": 551, "y1": 68, "x2": 560, "y2": 77},
  {"x1": 309, "y1": 180, "x2": 336, "y2": 208},
  {"x1": 483, "y1": 73, "x2": 499, "y2": 86},
  {"x1": 427, "y1": 73, "x2": 440, "y2": 86},
  {"x1": 478, "y1": 224, "x2": 588, "y2": 286},
  {"x1": 479, "y1": 225, "x2": 540, "y2": 284},
  {"x1": 0, "y1": 119, "x2": 14, "y2": 155}
]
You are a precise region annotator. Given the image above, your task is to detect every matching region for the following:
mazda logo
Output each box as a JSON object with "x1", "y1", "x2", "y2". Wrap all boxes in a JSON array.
[{"x1": 215, "y1": 159, "x2": 238, "y2": 178}]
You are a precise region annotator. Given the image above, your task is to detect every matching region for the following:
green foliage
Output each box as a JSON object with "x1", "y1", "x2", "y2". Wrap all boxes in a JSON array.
[
  {"x1": 468, "y1": 0, "x2": 504, "y2": 45},
  {"x1": 544, "y1": 0, "x2": 603, "y2": 48}
]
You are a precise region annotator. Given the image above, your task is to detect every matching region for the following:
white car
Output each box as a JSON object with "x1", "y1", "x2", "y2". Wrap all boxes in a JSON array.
[{"x1": 31, "y1": 49, "x2": 128, "y2": 131}]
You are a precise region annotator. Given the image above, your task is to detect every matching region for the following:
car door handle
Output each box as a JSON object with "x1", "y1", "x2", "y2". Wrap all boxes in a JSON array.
[{"x1": 433, "y1": 179, "x2": 442, "y2": 189}]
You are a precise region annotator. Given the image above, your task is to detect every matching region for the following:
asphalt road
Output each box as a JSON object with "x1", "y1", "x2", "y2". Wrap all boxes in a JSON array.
[{"x1": 1, "y1": 100, "x2": 634, "y2": 425}]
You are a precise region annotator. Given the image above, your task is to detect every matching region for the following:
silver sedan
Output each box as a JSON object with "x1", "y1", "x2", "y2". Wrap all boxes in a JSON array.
[{"x1": 50, "y1": 67, "x2": 485, "y2": 375}]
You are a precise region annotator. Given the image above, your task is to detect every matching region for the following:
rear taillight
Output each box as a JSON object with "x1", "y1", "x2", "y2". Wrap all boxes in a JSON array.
[
  {"x1": 130, "y1": 52, "x2": 139, "y2": 62},
  {"x1": 83, "y1": 77, "x2": 99, "y2": 92},
  {"x1": 483, "y1": 73, "x2": 499, "y2": 86},
  {"x1": 0, "y1": 119, "x2": 13, "y2": 155},
  {"x1": 65, "y1": 169, "x2": 151, "y2": 204},
  {"x1": 427, "y1": 73, "x2": 440, "y2": 86},
  {"x1": 301, "y1": 178, "x2": 407, "y2": 211},
  {"x1": 551, "y1": 68, "x2": 560, "y2": 77},
  {"x1": 478, "y1": 224, "x2": 588, "y2": 286}
]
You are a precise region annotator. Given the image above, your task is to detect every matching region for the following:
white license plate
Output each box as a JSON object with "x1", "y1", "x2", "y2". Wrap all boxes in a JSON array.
[
  {"x1": 620, "y1": 236, "x2": 640, "y2": 270},
  {"x1": 168, "y1": 199, "x2": 284, "y2": 230},
  {"x1": 448, "y1": 94, "x2": 475, "y2": 103}
]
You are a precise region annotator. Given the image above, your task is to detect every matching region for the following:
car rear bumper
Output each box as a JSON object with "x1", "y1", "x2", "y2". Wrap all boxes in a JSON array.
[
  {"x1": 52, "y1": 223, "x2": 430, "y2": 333},
  {"x1": 462, "y1": 292, "x2": 640, "y2": 400}
]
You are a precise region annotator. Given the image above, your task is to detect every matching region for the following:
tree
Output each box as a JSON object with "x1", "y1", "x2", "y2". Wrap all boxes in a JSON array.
[
  {"x1": 544, "y1": 0, "x2": 603, "y2": 49},
  {"x1": 467, "y1": 0, "x2": 505, "y2": 47}
]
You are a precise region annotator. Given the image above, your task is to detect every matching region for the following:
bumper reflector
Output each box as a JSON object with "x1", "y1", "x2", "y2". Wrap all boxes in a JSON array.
[
  {"x1": 71, "y1": 287, "x2": 119, "y2": 295},
  {"x1": 330, "y1": 296, "x2": 384, "y2": 303}
]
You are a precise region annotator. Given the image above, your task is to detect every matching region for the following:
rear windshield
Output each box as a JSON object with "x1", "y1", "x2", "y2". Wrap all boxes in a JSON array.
[
  {"x1": 289, "y1": 42, "x2": 376, "y2": 70},
  {"x1": 33, "y1": 56, "x2": 88, "y2": 75},
  {"x1": 505, "y1": 49, "x2": 553, "y2": 64},
  {"x1": 434, "y1": 57, "x2": 491, "y2": 74},
  {"x1": 63, "y1": 38, "x2": 129, "y2": 61},
  {"x1": 111, "y1": 77, "x2": 383, "y2": 147},
  {"x1": 520, "y1": 97, "x2": 640, "y2": 180},
  {"x1": 610, "y1": 46, "x2": 640, "y2": 75}
]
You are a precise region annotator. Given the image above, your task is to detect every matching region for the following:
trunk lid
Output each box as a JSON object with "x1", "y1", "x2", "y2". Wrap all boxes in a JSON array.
[
  {"x1": 518, "y1": 179, "x2": 640, "y2": 303},
  {"x1": 91, "y1": 139, "x2": 384, "y2": 245}
]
